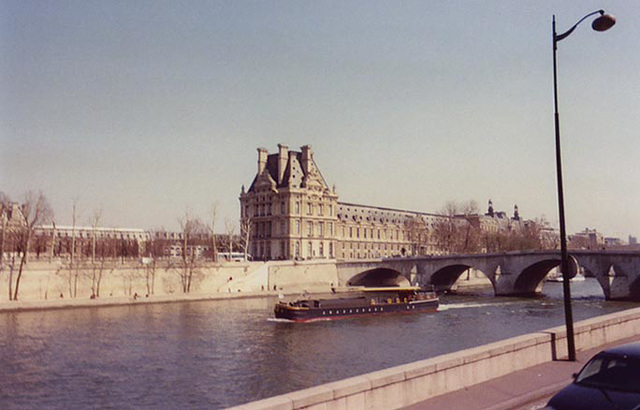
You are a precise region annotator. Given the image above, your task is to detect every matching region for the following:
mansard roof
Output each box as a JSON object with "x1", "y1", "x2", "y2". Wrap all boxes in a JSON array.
[
  {"x1": 336, "y1": 202, "x2": 441, "y2": 225},
  {"x1": 247, "y1": 149, "x2": 331, "y2": 194}
]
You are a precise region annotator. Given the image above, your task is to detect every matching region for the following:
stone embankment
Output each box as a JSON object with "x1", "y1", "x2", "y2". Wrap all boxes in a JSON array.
[
  {"x1": 231, "y1": 307, "x2": 640, "y2": 410},
  {"x1": 0, "y1": 259, "x2": 339, "y2": 311}
]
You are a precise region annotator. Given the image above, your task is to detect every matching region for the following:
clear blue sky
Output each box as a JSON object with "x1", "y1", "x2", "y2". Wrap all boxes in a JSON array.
[{"x1": 1, "y1": 1, "x2": 638, "y2": 237}]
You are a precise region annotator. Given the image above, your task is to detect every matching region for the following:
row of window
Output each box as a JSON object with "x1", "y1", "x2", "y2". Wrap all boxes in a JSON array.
[
  {"x1": 341, "y1": 226, "x2": 404, "y2": 241},
  {"x1": 341, "y1": 242, "x2": 406, "y2": 252},
  {"x1": 37, "y1": 231, "x2": 146, "y2": 240},
  {"x1": 252, "y1": 240, "x2": 335, "y2": 259},
  {"x1": 245, "y1": 200, "x2": 335, "y2": 218},
  {"x1": 253, "y1": 220, "x2": 335, "y2": 238}
]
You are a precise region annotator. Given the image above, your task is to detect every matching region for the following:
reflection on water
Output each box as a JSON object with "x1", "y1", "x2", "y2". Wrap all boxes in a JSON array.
[{"x1": 0, "y1": 278, "x2": 636, "y2": 409}]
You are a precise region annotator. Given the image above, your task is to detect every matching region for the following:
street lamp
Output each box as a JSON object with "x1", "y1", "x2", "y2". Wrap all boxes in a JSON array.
[{"x1": 552, "y1": 10, "x2": 615, "y2": 362}]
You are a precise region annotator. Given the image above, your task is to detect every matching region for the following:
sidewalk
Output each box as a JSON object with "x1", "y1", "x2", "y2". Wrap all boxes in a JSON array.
[{"x1": 404, "y1": 334, "x2": 640, "y2": 410}]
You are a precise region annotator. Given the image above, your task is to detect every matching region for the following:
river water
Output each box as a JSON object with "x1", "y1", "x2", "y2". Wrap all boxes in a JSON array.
[{"x1": 0, "y1": 278, "x2": 637, "y2": 409}]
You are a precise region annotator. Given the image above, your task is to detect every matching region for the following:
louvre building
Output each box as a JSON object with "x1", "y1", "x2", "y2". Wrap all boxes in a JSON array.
[{"x1": 240, "y1": 144, "x2": 529, "y2": 261}]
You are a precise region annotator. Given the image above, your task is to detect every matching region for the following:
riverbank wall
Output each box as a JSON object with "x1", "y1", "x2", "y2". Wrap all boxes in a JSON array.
[
  {"x1": 0, "y1": 259, "x2": 339, "y2": 306},
  {"x1": 231, "y1": 307, "x2": 640, "y2": 410}
]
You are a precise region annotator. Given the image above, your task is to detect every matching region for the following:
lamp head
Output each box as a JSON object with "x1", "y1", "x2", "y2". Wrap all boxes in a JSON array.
[{"x1": 592, "y1": 13, "x2": 616, "y2": 32}]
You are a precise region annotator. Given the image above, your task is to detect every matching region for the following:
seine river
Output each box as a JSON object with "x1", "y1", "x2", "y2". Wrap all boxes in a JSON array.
[{"x1": 1, "y1": 278, "x2": 637, "y2": 409}]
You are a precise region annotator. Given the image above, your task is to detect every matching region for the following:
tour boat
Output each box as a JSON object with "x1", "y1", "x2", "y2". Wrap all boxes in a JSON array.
[{"x1": 273, "y1": 286, "x2": 438, "y2": 322}]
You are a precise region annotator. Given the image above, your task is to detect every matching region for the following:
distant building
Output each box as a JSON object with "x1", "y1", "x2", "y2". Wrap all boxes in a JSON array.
[
  {"x1": 604, "y1": 237, "x2": 624, "y2": 246},
  {"x1": 35, "y1": 225, "x2": 150, "y2": 260},
  {"x1": 630, "y1": 236, "x2": 638, "y2": 245},
  {"x1": 570, "y1": 228, "x2": 605, "y2": 250},
  {"x1": 240, "y1": 144, "x2": 540, "y2": 261}
]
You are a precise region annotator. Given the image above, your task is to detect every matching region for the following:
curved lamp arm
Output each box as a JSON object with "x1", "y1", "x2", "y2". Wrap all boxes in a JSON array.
[
  {"x1": 555, "y1": 9, "x2": 615, "y2": 44},
  {"x1": 555, "y1": 10, "x2": 604, "y2": 42}
]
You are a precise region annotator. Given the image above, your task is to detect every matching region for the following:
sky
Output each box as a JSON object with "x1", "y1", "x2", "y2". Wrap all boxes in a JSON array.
[{"x1": 1, "y1": 1, "x2": 639, "y2": 238}]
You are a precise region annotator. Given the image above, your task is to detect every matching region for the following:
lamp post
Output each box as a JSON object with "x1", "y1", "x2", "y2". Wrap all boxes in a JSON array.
[{"x1": 552, "y1": 10, "x2": 615, "y2": 362}]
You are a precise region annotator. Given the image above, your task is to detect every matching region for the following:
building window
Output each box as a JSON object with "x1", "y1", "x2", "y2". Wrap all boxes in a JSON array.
[
  {"x1": 295, "y1": 201, "x2": 300, "y2": 214},
  {"x1": 308, "y1": 242, "x2": 312, "y2": 258},
  {"x1": 329, "y1": 242, "x2": 333, "y2": 257},
  {"x1": 307, "y1": 221, "x2": 313, "y2": 237},
  {"x1": 349, "y1": 227, "x2": 353, "y2": 238},
  {"x1": 329, "y1": 205, "x2": 333, "y2": 216},
  {"x1": 329, "y1": 223, "x2": 333, "y2": 236},
  {"x1": 307, "y1": 203, "x2": 313, "y2": 215},
  {"x1": 318, "y1": 222, "x2": 324, "y2": 237},
  {"x1": 296, "y1": 220, "x2": 300, "y2": 234},
  {"x1": 281, "y1": 201, "x2": 285, "y2": 214},
  {"x1": 318, "y1": 204, "x2": 323, "y2": 216},
  {"x1": 319, "y1": 242, "x2": 324, "y2": 256},
  {"x1": 280, "y1": 221, "x2": 285, "y2": 235}
]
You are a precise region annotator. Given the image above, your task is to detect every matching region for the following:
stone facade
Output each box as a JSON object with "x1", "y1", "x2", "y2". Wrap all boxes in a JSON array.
[
  {"x1": 240, "y1": 144, "x2": 339, "y2": 260},
  {"x1": 240, "y1": 145, "x2": 536, "y2": 261}
]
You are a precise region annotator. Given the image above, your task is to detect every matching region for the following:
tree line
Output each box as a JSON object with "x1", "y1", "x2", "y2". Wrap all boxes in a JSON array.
[{"x1": 0, "y1": 192, "x2": 252, "y2": 301}]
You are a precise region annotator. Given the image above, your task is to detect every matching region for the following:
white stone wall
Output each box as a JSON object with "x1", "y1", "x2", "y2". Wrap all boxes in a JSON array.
[{"x1": 0, "y1": 260, "x2": 340, "y2": 302}]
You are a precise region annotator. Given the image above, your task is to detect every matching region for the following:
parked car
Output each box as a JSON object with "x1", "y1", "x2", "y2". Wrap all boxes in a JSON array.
[{"x1": 545, "y1": 342, "x2": 640, "y2": 410}]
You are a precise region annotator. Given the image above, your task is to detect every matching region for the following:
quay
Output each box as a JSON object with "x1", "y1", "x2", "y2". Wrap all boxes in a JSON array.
[
  {"x1": 405, "y1": 334, "x2": 640, "y2": 410},
  {"x1": 230, "y1": 307, "x2": 640, "y2": 410}
]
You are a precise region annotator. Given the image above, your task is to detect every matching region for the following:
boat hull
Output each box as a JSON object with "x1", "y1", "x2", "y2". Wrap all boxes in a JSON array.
[{"x1": 274, "y1": 298, "x2": 438, "y2": 322}]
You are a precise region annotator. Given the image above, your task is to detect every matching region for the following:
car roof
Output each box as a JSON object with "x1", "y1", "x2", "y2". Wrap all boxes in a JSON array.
[{"x1": 600, "y1": 341, "x2": 640, "y2": 357}]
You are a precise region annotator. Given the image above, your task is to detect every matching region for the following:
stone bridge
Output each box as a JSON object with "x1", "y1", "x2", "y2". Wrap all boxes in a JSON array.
[{"x1": 336, "y1": 250, "x2": 640, "y2": 301}]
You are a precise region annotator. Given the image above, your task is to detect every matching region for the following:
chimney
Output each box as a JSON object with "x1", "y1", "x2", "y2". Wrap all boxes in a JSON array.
[
  {"x1": 277, "y1": 143, "x2": 289, "y2": 184},
  {"x1": 257, "y1": 147, "x2": 268, "y2": 174},
  {"x1": 301, "y1": 145, "x2": 312, "y2": 174}
]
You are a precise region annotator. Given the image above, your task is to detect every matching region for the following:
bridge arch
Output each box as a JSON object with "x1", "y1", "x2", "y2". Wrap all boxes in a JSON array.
[
  {"x1": 430, "y1": 264, "x2": 482, "y2": 292},
  {"x1": 512, "y1": 256, "x2": 578, "y2": 295},
  {"x1": 347, "y1": 268, "x2": 410, "y2": 287}
]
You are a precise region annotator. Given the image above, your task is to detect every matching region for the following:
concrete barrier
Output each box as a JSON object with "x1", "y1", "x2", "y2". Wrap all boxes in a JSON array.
[{"x1": 230, "y1": 307, "x2": 640, "y2": 410}]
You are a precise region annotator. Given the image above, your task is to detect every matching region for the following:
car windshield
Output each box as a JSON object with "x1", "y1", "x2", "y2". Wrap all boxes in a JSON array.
[{"x1": 575, "y1": 353, "x2": 640, "y2": 393}]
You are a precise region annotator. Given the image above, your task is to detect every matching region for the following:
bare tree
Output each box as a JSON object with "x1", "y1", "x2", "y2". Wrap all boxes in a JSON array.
[
  {"x1": 224, "y1": 219, "x2": 236, "y2": 260},
  {"x1": 89, "y1": 208, "x2": 102, "y2": 263},
  {"x1": 432, "y1": 201, "x2": 459, "y2": 255},
  {"x1": 209, "y1": 202, "x2": 219, "y2": 262},
  {"x1": 70, "y1": 198, "x2": 79, "y2": 267},
  {"x1": 432, "y1": 200, "x2": 482, "y2": 255},
  {"x1": 143, "y1": 228, "x2": 168, "y2": 295},
  {"x1": 239, "y1": 215, "x2": 252, "y2": 261},
  {"x1": 459, "y1": 200, "x2": 479, "y2": 216},
  {"x1": 0, "y1": 194, "x2": 9, "y2": 274},
  {"x1": 81, "y1": 259, "x2": 110, "y2": 298},
  {"x1": 10, "y1": 191, "x2": 53, "y2": 300},
  {"x1": 405, "y1": 215, "x2": 428, "y2": 256},
  {"x1": 169, "y1": 211, "x2": 205, "y2": 293},
  {"x1": 49, "y1": 221, "x2": 57, "y2": 263}
]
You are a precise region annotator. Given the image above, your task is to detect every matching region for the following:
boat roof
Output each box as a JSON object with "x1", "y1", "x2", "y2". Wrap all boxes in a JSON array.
[{"x1": 357, "y1": 286, "x2": 424, "y2": 292}]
